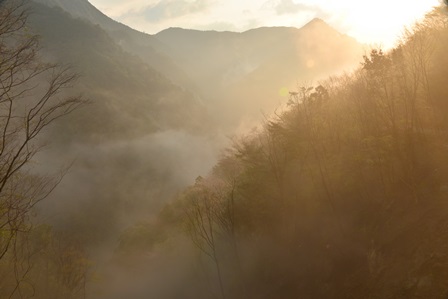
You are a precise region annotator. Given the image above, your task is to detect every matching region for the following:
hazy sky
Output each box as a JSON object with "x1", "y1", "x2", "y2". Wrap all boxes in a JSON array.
[{"x1": 89, "y1": 0, "x2": 441, "y2": 48}]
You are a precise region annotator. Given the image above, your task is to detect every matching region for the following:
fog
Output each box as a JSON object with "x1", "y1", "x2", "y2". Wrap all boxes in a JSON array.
[{"x1": 37, "y1": 130, "x2": 225, "y2": 239}]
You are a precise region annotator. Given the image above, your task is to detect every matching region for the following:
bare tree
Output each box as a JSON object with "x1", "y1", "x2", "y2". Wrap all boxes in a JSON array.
[
  {"x1": 184, "y1": 180, "x2": 226, "y2": 299},
  {"x1": 0, "y1": 0, "x2": 86, "y2": 295}
]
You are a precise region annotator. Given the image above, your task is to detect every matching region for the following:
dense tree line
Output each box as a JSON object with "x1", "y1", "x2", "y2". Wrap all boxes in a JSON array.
[{"x1": 116, "y1": 7, "x2": 448, "y2": 299}]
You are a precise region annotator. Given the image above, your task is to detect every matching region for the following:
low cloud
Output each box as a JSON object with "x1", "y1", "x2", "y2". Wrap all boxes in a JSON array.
[
  {"x1": 144, "y1": 0, "x2": 210, "y2": 23},
  {"x1": 194, "y1": 18, "x2": 261, "y2": 33},
  {"x1": 274, "y1": 0, "x2": 312, "y2": 15},
  {"x1": 194, "y1": 21, "x2": 239, "y2": 32},
  {"x1": 264, "y1": 0, "x2": 327, "y2": 17}
]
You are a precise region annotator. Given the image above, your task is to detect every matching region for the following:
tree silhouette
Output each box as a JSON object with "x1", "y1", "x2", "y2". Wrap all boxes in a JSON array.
[{"x1": 0, "y1": 1, "x2": 86, "y2": 295}]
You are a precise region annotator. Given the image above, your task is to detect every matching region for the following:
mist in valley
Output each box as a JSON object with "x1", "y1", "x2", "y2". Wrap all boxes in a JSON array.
[{"x1": 1, "y1": 0, "x2": 448, "y2": 298}]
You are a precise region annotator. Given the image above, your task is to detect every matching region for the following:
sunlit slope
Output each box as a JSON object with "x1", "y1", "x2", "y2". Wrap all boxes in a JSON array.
[{"x1": 111, "y1": 8, "x2": 448, "y2": 299}]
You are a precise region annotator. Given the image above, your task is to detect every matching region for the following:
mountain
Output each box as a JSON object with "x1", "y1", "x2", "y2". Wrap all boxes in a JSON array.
[
  {"x1": 33, "y1": 0, "x2": 197, "y2": 91},
  {"x1": 28, "y1": 1, "x2": 209, "y2": 142},
  {"x1": 33, "y1": 0, "x2": 364, "y2": 131},
  {"x1": 25, "y1": 0, "x2": 365, "y2": 243},
  {"x1": 155, "y1": 19, "x2": 364, "y2": 127}
]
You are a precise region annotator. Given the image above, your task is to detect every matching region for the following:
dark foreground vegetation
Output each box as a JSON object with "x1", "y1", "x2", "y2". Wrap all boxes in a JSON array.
[
  {"x1": 1, "y1": 1, "x2": 448, "y2": 298},
  {"x1": 115, "y1": 7, "x2": 448, "y2": 299},
  {"x1": 0, "y1": 1, "x2": 89, "y2": 297}
]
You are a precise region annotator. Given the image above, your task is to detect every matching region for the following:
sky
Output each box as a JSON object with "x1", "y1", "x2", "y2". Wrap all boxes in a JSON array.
[{"x1": 89, "y1": 0, "x2": 442, "y2": 48}]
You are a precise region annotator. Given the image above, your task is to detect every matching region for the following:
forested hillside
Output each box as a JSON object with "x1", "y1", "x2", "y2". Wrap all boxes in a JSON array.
[{"x1": 111, "y1": 8, "x2": 448, "y2": 299}]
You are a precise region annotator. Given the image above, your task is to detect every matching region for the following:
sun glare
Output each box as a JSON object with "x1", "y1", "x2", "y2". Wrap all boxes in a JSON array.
[{"x1": 330, "y1": 0, "x2": 441, "y2": 48}]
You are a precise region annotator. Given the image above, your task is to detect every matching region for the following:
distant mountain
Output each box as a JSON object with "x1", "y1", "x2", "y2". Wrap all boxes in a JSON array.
[
  {"x1": 28, "y1": 2, "x2": 209, "y2": 142},
  {"x1": 32, "y1": 0, "x2": 364, "y2": 131},
  {"x1": 156, "y1": 19, "x2": 364, "y2": 126},
  {"x1": 33, "y1": 0, "x2": 115, "y2": 27},
  {"x1": 33, "y1": 0, "x2": 197, "y2": 91}
]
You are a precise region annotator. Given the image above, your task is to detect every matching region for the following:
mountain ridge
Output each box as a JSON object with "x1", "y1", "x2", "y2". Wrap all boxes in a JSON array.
[
  {"x1": 33, "y1": 0, "x2": 199, "y2": 92},
  {"x1": 156, "y1": 17, "x2": 338, "y2": 36},
  {"x1": 154, "y1": 17, "x2": 363, "y2": 127},
  {"x1": 31, "y1": 0, "x2": 364, "y2": 131},
  {"x1": 29, "y1": 1, "x2": 209, "y2": 141}
]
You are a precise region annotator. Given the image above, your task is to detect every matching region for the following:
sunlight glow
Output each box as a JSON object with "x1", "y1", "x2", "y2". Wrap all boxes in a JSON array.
[
  {"x1": 89, "y1": 0, "x2": 443, "y2": 48},
  {"x1": 318, "y1": 0, "x2": 442, "y2": 48}
]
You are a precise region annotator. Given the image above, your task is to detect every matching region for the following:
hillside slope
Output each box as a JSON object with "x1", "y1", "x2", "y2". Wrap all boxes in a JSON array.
[
  {"x1": 111, "y1": 8, "x2": 448, "y2": 299},
  {"x1": 29, "y1": 2, "x2": 209, "y2": 141},
  {"x1": 33, "y1": 0, "x2": 197, "y2": 90}
]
